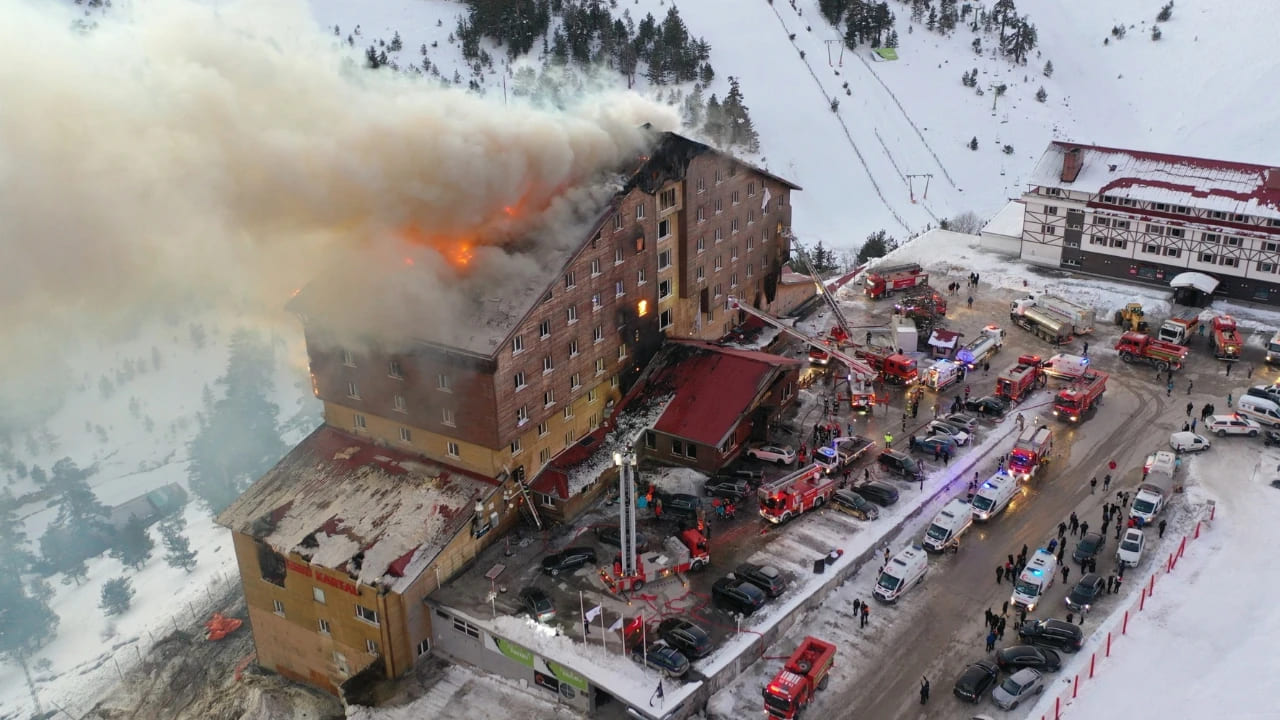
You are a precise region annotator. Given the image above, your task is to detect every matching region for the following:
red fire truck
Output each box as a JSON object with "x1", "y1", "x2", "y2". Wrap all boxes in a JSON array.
[
  {"x1": 763, "y1": 636, "x2": 837, "y2": 719},
  {"x1": 857, "y1": 346, "x2": 920, "y2": 385},
  {"x1": 1053, "y1": 370, "x2": 1108, "y2": 422},
  {"x1": 1211, "y1": 315, "x2": 1243, "y2": 360},
  {"x1": 1115, "y1": 332, "x2": 1189, "y2": 371},
  {"x1": 1008, "y1": 426, "x2": 1053, "y2": 481},
  {"x1": 600, "y1": 529, "x2": 709, "y2": 593},
  {"x1": 864, "y1": 262, "x2": 928, "y2": 299},
  {"x1": 995, "y1": 356, "x2": 1046, "y2": 403},
  {"x1": 758, "y1": 465, "x2": 837, "y2": 524}
]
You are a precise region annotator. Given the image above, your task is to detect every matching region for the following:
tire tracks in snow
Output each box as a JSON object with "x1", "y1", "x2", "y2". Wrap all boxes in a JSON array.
[{"x1": 764, "y1": 1, "x2": 913, "y2": 234}]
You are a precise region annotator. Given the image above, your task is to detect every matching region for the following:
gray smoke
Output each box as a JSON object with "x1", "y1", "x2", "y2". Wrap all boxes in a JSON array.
[{"x1": 0, "y1": 0, "x2": 678, "y2": 421}]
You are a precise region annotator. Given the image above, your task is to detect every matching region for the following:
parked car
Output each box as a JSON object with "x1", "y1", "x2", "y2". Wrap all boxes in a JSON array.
[
  {"x1": 995, "y1": 645, "x2": 1061, "y2": 673},
  {"x1": 716, "y1": 468, "x2": 765, "y2": 486},
  {"x1": 736, "y1": 563, "x2": 788, "y2": 598},
  {"x1": 630, "y1": 642, "x2": 690, "y2": 678},
  {"x1": 1266, "y1": 430, "x2": 1280, "y2": 448},
  {"x1": 1206, "y1": 413, "x2": 1260, "y2": 437},
  {"x1": 952, "y1": 659, "x2": 999, "y2": 703},
  {"x1": 1065, "y1": 573, "x2": 1106, "y2": 614},
  {"x1": 658, "y1": 492, "x2": 703, "y2": 519},
  {"x1": 926, "y1": 419, "x2": 971, "y2": 445},
  {"x1": 656, "y1": 617, "x2": 712, "y2": 660},
  {"x1": 855, "y1": 481, "x2": 900, "y2": 506},
  {"x1": 992, "y1": 668, "x2": 1046, "y2": 710},
  {"x1": 910, "y1": 434, "x2": 959, "y2": 456},
  {"x1": 702, "y1": 477, "x2": 750, "y2": 502},
  {"x1": 517, "y1": 587, "x2": 557, "y2": 623},
  {"x1": 1169, "y1": 431, "x2": 1211, "y2": 453},
  {"x1": 878, "y1": 449, "x2": 923, "y2": 480},
  {"x1": 1017, "y1": 619, "x2": 1085, "y2": 653},
  {"x1": 1116, "y1": 528, "x2": 1146, "y2": 568},
  {"x1": 1246, "y1": 384, "x2": 1280, "y2": 405},
  {"x1": 746, "y1": 443, "x2": 797, "y2": 465},
  {"x1": 1072, "y1": 532, "x2": 1106, "y2": 565},
  {"x1": 963, "y1": 395, "x2": 1010, "y2": 418},
  {"x1": 711, "y1": 575, "x2": 767, "y2": 615},
  {"x1": 832, "y1": 489, "x2": 880, "y2": 520},
  {"x1": 595, "y1": 525, "x2": 649, "y2": 552},
  {"x1": 943, "y1": 412, "x2": 980, "y2": 432},
  {"x1": 541, "y1": 547, "x2": 598, "y2": 576}
]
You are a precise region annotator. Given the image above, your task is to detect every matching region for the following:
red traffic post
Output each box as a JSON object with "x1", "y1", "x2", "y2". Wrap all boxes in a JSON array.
[
  {"x1": 1123, "y1": 610, "x2": 1130, "y2": 635},
  {"x1": 1090, "y1": 652, "x2": 1096, "y2": 678},
  {"x1": 1210, "y1": 502, "x2": 1216, "y2": 521},
  {"x1": 1106, "y1": 631, "x2": 1112, "y2": 657},
  {"x1": 1140, "y1": 586, "x2": 1147, "y2": 611},
  {"x1": 1195, "y1": 521, "x2": 1201, "y2": 539},
  {"x1": 1178, "y1": 536, "x2": 1187, "y2": 559},
  {"x1": 1167, "y1": 552, "x2": 1174, "y2": 573},
  {"x1": 1073, "y1": 673, "x2": 1080, "y2": 698},
  {"x1": 1148, "y1": 573, "x2": 1155, "y2": 596},
  {"x1": 1055, "y1": 696, "x2": 1061, "y2": 720}
]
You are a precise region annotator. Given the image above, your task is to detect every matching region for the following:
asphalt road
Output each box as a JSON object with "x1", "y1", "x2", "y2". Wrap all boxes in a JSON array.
[{"x1": 795, "y1": 281, "x2": 1254, "y2": 719}]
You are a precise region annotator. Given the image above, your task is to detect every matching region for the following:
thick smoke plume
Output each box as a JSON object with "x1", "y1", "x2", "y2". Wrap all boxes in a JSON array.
[{"x1": 0, "y1": 0, "x2": 677, "y2": 418}]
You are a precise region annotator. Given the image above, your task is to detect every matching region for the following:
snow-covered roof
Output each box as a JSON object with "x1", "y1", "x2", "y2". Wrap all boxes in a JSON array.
[
  {"x1": 928, "y1": 329, "x2": 961, "y2": 348},
  {"x1": 1029, "y1": 141, "x2": 1280, "y2": 221},
  {"x1": 217, "y1": 426, "x2": 500, "y2": 593},
  {"x1": 982, "y1": 201, "x2": 1026, "y2": 238}
]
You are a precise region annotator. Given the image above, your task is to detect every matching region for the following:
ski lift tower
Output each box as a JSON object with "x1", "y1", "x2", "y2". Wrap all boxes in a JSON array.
[
  {"x1": 906, "y1": 174, "x2": 933, "y2": 204},
  {"x1": 824, "y1": 39, "x2": 845, "y2": 67},
  {"x1": 613, "y1": 450, "x2": 639, "y2": 582}
]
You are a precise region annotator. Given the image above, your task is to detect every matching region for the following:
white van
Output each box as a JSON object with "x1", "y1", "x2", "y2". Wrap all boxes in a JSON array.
[
  {"x1": 873, "y1": 545, "x2": 928, "y2": 603},
  {"x1": 1236, "y1": 395, "x2": 1280, "y2": 428},
  {"x1": 970, "y1": 472, "x2": 1020, "y2": 521},
  {"x1": 922, "y1": 499, "x2": 974, "y2": 552},
  {"x1": 1267, "y1": 332, "x2": 1280, "y2": 365},
  {"x1": 1044, "y1": 353, "x2": 1090, "y2": 379},
  {"x1": 1011, "y1": 549, "x2": 1058, "y2": 612}
]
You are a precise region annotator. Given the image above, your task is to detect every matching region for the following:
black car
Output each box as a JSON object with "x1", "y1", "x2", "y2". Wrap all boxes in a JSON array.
[
  {"x1": 630, "y1": 642, "x2": 690, "y2": 678},
  {"x1": 656, "y1": 617, "x2": 712, "y2": 659},
  {"x1": 1066, "y1": 573, "x2": 1106, "y2": 613},
  {"x1": 995, "y1": 645, "x2": 1062, "y2": 673},
  {"x1": 855, "y1": 481, "x2": 900, "y2": 506},
  {"x1": 1072, "y1": 532, "x2": 1106, "y2": 564},
  {"x1": 964, "y1": 395, "x2": 1010, "y2": 418},
  {"x1": 659, "y1": 492, "x2": 703, "y2": 519},
  {"x1": 736, "y1": 563, "x2": 788, "y2": 598},
  {"x1": 953, "y1": 659, "x2": 999, "y2": 703},
  {"x1": 1018, "y1": 619, "x2": 1085, "y2": 653},
  {"x1": 711, "y1": 575, "x2": 767, "y2": 615},
  {"x1": 877, "y1": 449, "x2": 923, "y2": 480},
  {"x1": 594, "y1": 525, "x2": 649, "y2": 552},
  {"x1": 517, "y1": 587, "x2": 557, "y2": 623},
  {"x1": 541, "y1": 547, "x2": 598, "y2": 576},
  {"x1": 832, "y1": 489, "x2": 880, "y2": 520},
  {"x1": 703, "y1": 477, "x2": 750, "y2": 502}
]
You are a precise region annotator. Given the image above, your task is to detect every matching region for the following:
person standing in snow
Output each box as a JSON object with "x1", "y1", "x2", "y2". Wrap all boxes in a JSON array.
[
  {"x1": 996, "y1": 565, "x2": 1005, "y2": 584},
  {"x1": 920, "y1": 677, "x2": 930, "y2": 704},
  {"x1": 860, "y1": 602, "x2": 870, "y2": 628},
  {"x1": 986, "y1": 629, "x2": 997, "y2": 651}
]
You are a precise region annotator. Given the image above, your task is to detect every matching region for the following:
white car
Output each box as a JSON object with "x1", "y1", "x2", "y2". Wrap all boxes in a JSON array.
[
  {"x1": 1116, "y1": 528, "x2": 1145, "y2": 568},
  {"x1": 1169, "y1": 431, "x2": 1211, "y2": 453},
  {"x1": 746, "y1": 444, "x2": 796, "y2": 465},
  {"x1": 1206, "y1": 414, "x2": 1260, "y2": 437},
  {"x1": 927, "y1": 420, "x2": 971, "y2": 446}
]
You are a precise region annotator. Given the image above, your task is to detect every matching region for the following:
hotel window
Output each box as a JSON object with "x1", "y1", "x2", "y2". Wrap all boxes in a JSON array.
[
  {"x1": 591, "y1": 258, "x2": 601, "y2": 276},
  {"x1": 1200, "y1": 252, "x2": 1215, "y2": 263},
  {"x1": 715, "y1": 256, "x2": 723, "y2": 270},
  {"x1": 1041, "y1": 225, "x2": 1056, "y2": 235},
  {"x1": 1095, "y1": 217, "x2": 1110, "y2": 227},
  {"x1": 660, "y1": 309, "x2": 673, "y2": 330},
  {"x1": 697, "y1": 177, "x2": 706, "y2": 193},
  {"x1": 567, "y1": 305, "x2": 578, "y2": 324},
  {"x1": 615, "y1": 247, "x2": 624, "y2": 265},
  {"x1": 342, "y1": 349, "x2": 355, "y2": 367},
  {"x1": 659, "y1": 188, "x2": 676, "y2": 210},
  {"x1": 1258, "y1": 261, "x2": 1276, "y2": 273},
  {"x1": 713, "y1": 283, "x2": 722, "y2": 297},
  {"x1": 659, "y1": 279, "x2": 672, "y2": 299},
  {"x1": 746, "y1": 263, "x2": 755, "y2": 277},
  {"x1": 313, "y1": 587, "x2": 326, "y2": 604},
  {"x1": 697, "y1": 207, "x2": 706, "y2": 223},
  {"x1": 318, "y1": 618, "x2": 331, "y2": 634},
  {"x1": 748, "y1": 210, "x2": 755, "y2": 225},
  {"x1": 447, "y1": 441, "x2": 459, "y2": 458},
  {"x1": 715, "y1": 168, "x2": 723, "y2": 184},
  {"x1": 537, "y1": 421, "x2": 549, "y2": 437},
  {"x1": 636, "y1": 203, "x2": 646, "y2": 220},
  {"x1": 715, "y1": 228, "x2": 723, "y2": 242},
  {"x1": 731, "y1": 218, "x2": 740, "y2": 234},
  {"x1": 747, "y1": 236, "x2": 755, "y2": 251},
  {"x1": 353, "y1": 413, "x2": 366, "y2": 429},
  {"x1": 393, "y1": 394, "x2": 406, "y2": 413},
  {"x1": 539, "y1": 448, "x2": 552, "y2": 463},
  {"x1": 1209, "y1": 210, "x2": 1227, "y2": 220},
  {"x1": 1143, "y1": 244, "x2": 1160, "y2": 254},
  {"x1": 730, "y1": 272, "x2": 739, "y2": 288},
  {"x1": 347, "y1": 382, "x2": 360, "y2": 399},
  {"x1": 355, "y1": 605, "x2": 380, "y2": 626},
  {"x1": 1202, "y1": 233, "x2": 1220, "y2": 244},
  {"x1": 592, "y1": 293, "x2": 603, "y2": 310},
  {"x1": 441, "y1": 408, "x2": 456, "y2": 427},
  {"x1": 731, "y1": 245, "x2": 739, "y2": 261},
  {"x1": 593, "y1": 326, "x2": 604, "y2": 343},
  {"x1": 564, "y1": 271, "x2": 576, "y2": 289},
  {"x1": 595, "y1": 358, "x2": 606, "y2": 374},
  {"x1": 658, "y1": 219, "x2": 671, "y2": 238},
  {"x1": 637, "y1": 268, "x2": 646, "y2": 285},
  {"x1": 1220, "y1": 257, "x2": 1238, "y2": 268},
  {"x1": 512, "y1": 335, "x2": 525, "y2": 354},
  {"x1": 588, "y1": 389, "x2": 597, "y2": 402},
  {"x1": 715, "y1": 198, "x2": 723, "y2": 214},
  {"x1": 388, "y1": 360, "x2": 404, "y2": 379},
  {"x1": 1145, "y1": 224, "x2": 1164, "y2": 235},
  {"x1": 543, "y1": 389, "x2": 555, "y2": 407},
  {"x1": 511, "y1": 438, "x2": 523, "y2": 454},
  {"x1": 1164, "y1": 248, "x2": 1181, "y2": 258},
  {"x1": 1225, "y1": 236, "x2": 1242, "y2": 247},
  {"x1": 399, "y1": 427, "x2": 412, "y2": 443},
  {"x1": 569, "y1": 339, "x2": 579, "y2": 357},
  {"x1": 1090, "y1": 235, "x2": 1107, "y2": 246},
  {"x1": 366, "y1": 639, "x2": 379, "y2": 655},
  {"x1": 747, "y1": 182, "x2": 756, "y2": 197},
  {"x1": 732, "y1": 190, "x2": 740, "y2": 205},
  {"x1": 539, "y1": 319, "x2": 551, "y2": 338},
  {"x1": 516, "y1": 405, "x2": 529, "y2": 425},
  {"x1": 1109, "y1": 238, "x2": 1126, "y2": 249},
  {"x1": 514, "y1": 372, "x2": 526, "y2": 390},
  {"x1": 615, "y1": 280, "x2": 625, "y2": 297},
  {"x1": 1153, "y1": 203, "x2": 1168, "y2": 212},
  {"x1": 543, "y1": 355, "x2": 554, "y2": 373},
  {"x1": 1046, "y1": 206, "x2": 1058, "y2": 215},
  {"x1": 563, "y1": 405, "x2": 574, "y2": 420},
  {"x1": 610, "y1": 375, "x2": 619, "y2": 388},
  {"x1": 696, "y1": 266, "x2": 705, "y2": 281},
  {"x1": 437, "y1": 374, "x2": 452, "y2": 392},
  {"x1": 273, "y1": 600, "x2": 285, "y2": 616},
  {"x1": 613, "y1": 213, "x2": 623, "y2": 231},
  {"x1": 658, "y1": 250, "x2": 672, "y2": 270},
  {"x1": 697, "y1": 237, "x2": 705, "y2": 253},
  {"x1": 618, "y1": 345, "x2": 627, "y2": 360},
  {"x1": 1265, "y1": 241, "x2": 1280, "y2": 253},
  {"x1": 571, "y1": 373, "x2": 581, "y2": 390}
]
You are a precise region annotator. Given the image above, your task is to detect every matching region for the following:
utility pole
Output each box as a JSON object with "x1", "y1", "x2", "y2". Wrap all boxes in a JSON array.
[
  {"x1": 906, "y1": 174, "x2": 933, "y2": 203},
  {"x1": 824, "y1": 39, "x2": 844, "y2": 67}
]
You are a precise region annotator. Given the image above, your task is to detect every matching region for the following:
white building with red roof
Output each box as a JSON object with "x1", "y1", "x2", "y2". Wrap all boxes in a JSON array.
[{"x1": 1019, "y1": 141, "x2": 1280, "y2": 305}]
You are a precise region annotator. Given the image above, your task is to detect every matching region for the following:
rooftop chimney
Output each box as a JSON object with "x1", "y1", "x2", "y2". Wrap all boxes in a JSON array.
[
  {"x1": 1265, "y1": 168, "x2": 1280, "y2": 191},
  {"x1": 1060, "y1": 147, "x2": 1083, "y2": 183}
]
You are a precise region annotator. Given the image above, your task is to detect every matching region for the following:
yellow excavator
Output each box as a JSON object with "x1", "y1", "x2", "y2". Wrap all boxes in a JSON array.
[{"x1": 1114, "y1": 302, "x2": 1149, "y2": 332}]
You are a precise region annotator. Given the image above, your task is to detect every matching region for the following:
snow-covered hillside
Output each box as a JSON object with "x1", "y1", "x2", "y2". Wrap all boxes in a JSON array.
[{"x1": 306, "y1": 0, "x2": 1280, "y2": 249}]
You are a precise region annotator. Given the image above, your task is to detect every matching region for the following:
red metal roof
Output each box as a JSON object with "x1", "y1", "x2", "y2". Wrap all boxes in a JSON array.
[{"x1": 652, "y1": 341, "x2": 800, "y2": 448}]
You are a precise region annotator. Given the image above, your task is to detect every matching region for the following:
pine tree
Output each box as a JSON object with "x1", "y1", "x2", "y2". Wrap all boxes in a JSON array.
[
  {"x1": 1035, "y1": 86, "x2": 1047, "y2": 102},
  {"x1": 161, "y1": 520, "x2": 198, "y2": 572},
  {"x1": 109, "y1": 517, "x2": 154, "y2": 570},
  {"x1": 968, "y1": 136, "x2": 979, "y2": 150},
  {"x1": 683, "y1": 83, "x2": 705, "y2": 127},
  {"x1": 1151, "y1": 25, "x2": 1162, "y2": 41},
  {"x1": 926, "y1": 6, "x2": 937, "y2": 31},
  {"x1": 1157, "y1": 1, "x2": 1173, "y2": 22},
  {"x1": 703, "y1": 94, "x2": 726, "y2": 145},
  {"x1": 698, "y1": 62, "x2": 715, "y2": 85},
  {"x1": 0, "y1": 573, "x2": 60, "y2": 701},
  {"x1": 100, "y1": 577, "x2": 134, "y2": 616},
  {"x1": 389, "y1": 31, "x2": 402, "y2": 52},
  {"x1": 365, "y1": 45, "x2": 381, "y2": 69},
  {"x1": 857, "y1": 230, "x2": 897, "y2": 263},
  {"x1": 1043, "y1": 60, "x2": 1054, "y2": 77},
  {"x1": 41, "y1": 526, "x2": 89, "y2": 585},
  {"x1": 886, "y1": 29, "x2": 899, "y2": 48},
  {"x1": 0, "y1": 489, "x2": 36, "y2": 575}
]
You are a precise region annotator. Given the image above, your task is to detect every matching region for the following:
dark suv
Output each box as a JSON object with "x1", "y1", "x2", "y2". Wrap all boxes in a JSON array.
[
  {"x1": 735, "y1": 563, "x2": 788, "y2": 598},
  {"x1": 711, "y1": 575, "x2": 767, "y2": 615},
  {"x1": 1017, "y1": 619, "x2": 1085, "y2": 653},
  {"x1": 658, "y1": 492, "x2": 702, "y2": 519},
  {"x1": 1065, "y1": 573, "x2": 1106, "y2": 613},
  {"x1": 953, "y1": 660, "x2": 998, "y2": 703},
  {"x1": 540, "y1": 547, "x2": 597, "y2": 576},
  {"x1": 995, "y1": 645, "x2": 1061, "y2": 673},
  {"x1": 878, "y1": 449, "x2": 923, "y2": 480},
  {"x1": 656, "y1": 617, "x2": 712, "y2": 659},
  {"x1": 1072, "y1": 532, "x2": 1106, "y2": 564},
  {"x1": 703, "y1": 477, "x2": 750, "y2": 502}
]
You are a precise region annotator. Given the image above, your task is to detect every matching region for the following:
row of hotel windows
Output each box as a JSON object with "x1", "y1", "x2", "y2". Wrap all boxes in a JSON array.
[
  {"x1": 1094, "y1": 194, "x2": 1280, "y2": 227},
  {"x1": 1080, "y1": 234, "x2": 1280, "y2": 272}
]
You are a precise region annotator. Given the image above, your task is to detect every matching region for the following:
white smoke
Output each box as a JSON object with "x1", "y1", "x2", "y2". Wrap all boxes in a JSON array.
[{"x1": 0, "y1": 0, "x2": 679, "y2": 423}]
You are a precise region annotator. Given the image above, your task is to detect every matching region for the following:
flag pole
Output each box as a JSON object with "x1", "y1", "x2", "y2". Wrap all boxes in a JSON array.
[{"x1": 579, "y1": 590, "x2": 587, "y2": 640}]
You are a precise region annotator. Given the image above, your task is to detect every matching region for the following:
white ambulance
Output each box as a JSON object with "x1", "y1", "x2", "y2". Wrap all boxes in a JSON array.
[{"x1": 1010, "y1": 549, "x2": 1058, "y2": 612}]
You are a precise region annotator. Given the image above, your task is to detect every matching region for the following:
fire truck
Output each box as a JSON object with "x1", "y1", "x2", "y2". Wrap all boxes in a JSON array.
[
  {"x1": 893, "y1": 284, "x2": 948, "y2": 322},
  {"x1": 956, "y1": 324, "x2": 1005, "y2": 369},
  {"x1": 1114, "y1": 332, "x2": 1189, "y2": 371},
  {"x1": 1052, "y1": 370, "x2": 1108, "y2": 422},
  {"x1": 995, "y1": 356, "x2": 1046, "y2": 404},
  {"x1": 763, "y1": 636, "x2": 837, "y2": 719},
  {"x1": 864, "y1": 262, "x2": 928, "y2": 299},
  {"x1": 600, "y1": 529, "x2": 709, "y2": 593},
  {"x1": 758, "y1": 464, "x2": 837, "y2": 524},
  {"x1": 857, "y1": 346, "x2": 919, "y2": 385},
  {"x1": 1008, "y1": 426, "x2": 1053, "y2": 481},
  {"x1": 1211, "y1": 315, "x2": 1243, "y2": 360}
]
